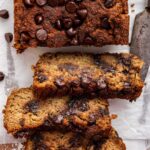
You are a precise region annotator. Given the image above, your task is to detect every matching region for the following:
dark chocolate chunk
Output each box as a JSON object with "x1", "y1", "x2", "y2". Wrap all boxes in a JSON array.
[
  {"x1": 70, "y1": 38, "x2": 78, "y2": 45},
  {"x1": 63, "y1": 18, "x2": 73, "y2": 29},
  {"x1": 34, "y1": 142, "x2": 49, "y2": 150},
  {"x1": 36, "y1": 29, "x2": 48, "y2": 41},
  {"x1": 119, "y1": 57, "x2": 131, "y2": 66},
  {"x1": 58, "y1": 0, "x2": 69, "y2": 6},
  {"x1": 36, "y1": 0, "x2": 47, "y2": 6},
  {"x1": 124, "y1": 82, "x2": 131, "y2": 89},
  {"x1": 25, "y1": 101, "x2": 39, "y2": 114},
  {"x1": 65, "y1": 1, "x2": 77, "y2": 13},
  {"x1": 77, "y1": 9, "x2": 88, "y2": 20},
  {"x1": 35, "y1": 14, "x2": 44, "y2": 25},
  {"x1": 23, "y1": 0, "x2": 35, "y2": 7},
  {"x1": 73, "y1": 18, "x2": 82, "y2": 27},
  {"x1": 5, "y1": 33, "x2": 13, "y2": 43},
  {"x1": 0, "y1": 72, "x2": 5, "y2": 81},
  {"x1": 97, "y1": 78, "x2": 107, "y2": 89},
  {"x1": 81, "y1": 76, "x2": 91, "y2": 87},
  {"x1": 38, "y1": 74, "x2": 48, "y2": 83},
  {"x1": 74, "y1": 0, "x2": 83, "y2": 3},
  {"x1": 55, "y1": 19, "x2": 63, "y2": 30},
  {"x1": 20, "y1": 32, "x2": 30, "y2": 42},
  {"x1": 69, "y1": 96, "x2": 89, "y2": 112},
  {"x1": 101, "y1": 17, "x2": 111, "y2": 30},
  {"x1": 55, "y1": 77, "x2": 65, "y2": 87},
  {"x1": 53, "y1": 115, "x2": 63, "y2": 124},
  {"x1": 104, "y1": 0, "x2": 115, "y2": 8},
  {"x1": 84, "y1": 36, "x2": 94, "y2": 45},
  {"x1": 66, "y1": 28, "x2": 77, "y2": 37},
  {"x1": 71, "y1": 80, "x2": 80, "y2": 88},
  {"x1": 47, "y1": 0, "x2": 58, "y2": 7},
  {"x1": 0, "y1": 9, "x2": 9, "y2": 19}
]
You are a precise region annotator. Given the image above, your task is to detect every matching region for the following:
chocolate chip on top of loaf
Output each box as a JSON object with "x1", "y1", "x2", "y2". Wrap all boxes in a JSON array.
[{"x1": 14, "y1": 0, "x2": 129, "y2": 52}]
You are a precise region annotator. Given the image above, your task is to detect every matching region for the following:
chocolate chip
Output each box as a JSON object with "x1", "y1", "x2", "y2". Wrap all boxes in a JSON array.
[
  {"x1": 70, "y1": 38, "x2": 78, "y2": 45},
  {"x1": 81, "y1": 76, "x2": 91, "y2": 87},
  {"x1": 66, "y1": 28, "x2": 77, "y2": 37},
  {"x1": 55, "y1": 19, "x2": 63, "y2": 30},
  {"x1": 73, "y1": 19, "x2": 82, "y2": 27},
  {"x1": 0, "y1": 72, "x2": 5, "y2": 81},
  {"x1": 35, "y1": 14, "x2": 44, "y2": 25},
  {"x1": 20, "y1": 32, "x2": 30, "y2": 42},
  {"x1": 97, "y1": 78, "x2": 106, "y2": 89},
  {"x1": 124, "y1": 82, "x2": 130, "y2": 89},
  {"x1": 58, "y1": 63, "x2": 78, "y2": 71},
  {"x1": 84, "y1": 36, "x2": 94, "y2": 45},
  {"x1": 71, "y1": 80, "x2": 80, "y2": 88},
  {"x1": 53, "y1": 115, "x2": 63, "y2": 124},
  {"x1": 63, "y1": 18, "x2": 72, "y2": 29},
  {"x1": 101, "y1": 17, "x2": 111, "y2": 30},
  {"x1": 77, "y1": 9, "x2": 88, "y2": 20},
  {"x1": 34, "y1": 143, "x2": 49, "y2": 150},
  {"x1": 23, "y1": 0, "x2": 35, "y2": 7},
  {"x1": 104, "y1": 0, "x2": 115, "y2": 8},
  {"x1": 65, "y1": 1, "x2": 77, "y2": 13},
  {"x1": 25, "y1": 101, "x2": 39, "y2": 114},
  {"x1": 47, "y1": 0, "x2": 58, "y2": 7},
  {"x1": 69, "y1": 96, "x2": 89, "y2": 112},
  {"x1": 36, "y1": 0, "x2": 47, "y2": 6},
  {"x1": 100, "y1": 108, "x2": 109, "y2": 116},
  {"x1": 19, "y1": 119, "x2": 25, "y2": 127},
  {"x1": 36, "y1": 29, "x2": 48, "y2": 41},
  {"x1": 74, "y1": 0, "x2": 83, "y2": 3},
  {"x1": 38, "y1": 74, "x2": 48, "y2": 83},
  {"x1": 119, "y1": 57, "x2": 131, "y2": 66},
  {"x1": 0, "y1": 9, "x2": 9, "y2": 19},
  {"x1": 55, "y1": 77, "x2": 65, "y2": 87},
  {"x1": 58, "y1": 0, "x2": 69, "y2": 6},
  {"x1": 5, "y1": 33, "x2": 13, "y2": 43}
]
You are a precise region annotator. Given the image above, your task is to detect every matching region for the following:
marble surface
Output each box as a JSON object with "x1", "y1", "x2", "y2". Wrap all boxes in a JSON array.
[{"x1": 0, "y1": 0, "x2": 150, "y2": 150}]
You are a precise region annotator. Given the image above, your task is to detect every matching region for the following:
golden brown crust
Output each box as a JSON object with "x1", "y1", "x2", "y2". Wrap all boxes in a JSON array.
[
  {"x1": 14, "y1": 0, "x2": 129, "y2": 52},
  {"x1": 25, "y1": 128, "x2": 126, "y2": 150},
  {"x1": 4, "y1": 88, "x2": 111, "y2": 137},
  {"x1": 33, "y1": 53, "x2": 144, "y2": 100}
]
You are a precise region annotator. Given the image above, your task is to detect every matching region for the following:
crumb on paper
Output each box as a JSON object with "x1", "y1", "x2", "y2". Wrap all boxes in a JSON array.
[{"x1": 131, "y1": 3, "x2": 135, "y2": 8}]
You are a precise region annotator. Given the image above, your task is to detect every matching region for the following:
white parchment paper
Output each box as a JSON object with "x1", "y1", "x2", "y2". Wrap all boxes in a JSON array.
[{"x1": 0, "y1": 0, "x2": 149, "y2": 146}]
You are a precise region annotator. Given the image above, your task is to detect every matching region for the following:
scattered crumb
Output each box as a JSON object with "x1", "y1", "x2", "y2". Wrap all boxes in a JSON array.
[
  {"x1": 131, "y1": 3, "x2": 135, "y2": 8},
  {"x1": 130, "y1": 3, "x2": 135, "y2": 13},
  {"x1": 111, "y1": 114, "x2": 118, "y2": 119}
]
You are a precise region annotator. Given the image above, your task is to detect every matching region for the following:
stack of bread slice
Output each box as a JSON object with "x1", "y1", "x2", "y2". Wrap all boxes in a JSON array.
[{"x1": 3, "y1": 53, "x2": 144, "y2": 149}]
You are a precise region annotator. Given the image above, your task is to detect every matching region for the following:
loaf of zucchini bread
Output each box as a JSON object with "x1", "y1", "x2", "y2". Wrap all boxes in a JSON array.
[
  {"x1": 25, "y1": 128, "x2": 126, "y2": 150},
  {"x1": 4, "y1": 88, "x2": 111, "y2": 137},
  {"x1": 33, "y1": 53, "x2": 144, "y2": 100}
]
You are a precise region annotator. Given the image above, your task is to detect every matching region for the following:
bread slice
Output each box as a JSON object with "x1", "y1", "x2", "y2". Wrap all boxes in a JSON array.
[
  {"x1": 33, "y1": 53, "x2": 144, "y2": 100},
  {"x1": 25, "y1": 128, "x2": 126, "y2": 150},
  {"x1": 4, "y1": 88, "x2": 111, "y2": 138}
]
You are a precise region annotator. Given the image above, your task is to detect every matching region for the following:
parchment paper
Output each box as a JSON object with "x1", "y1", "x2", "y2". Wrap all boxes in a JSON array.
[{"x1": 0, "y1": 0, "x2": 149, "y2": 146}]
